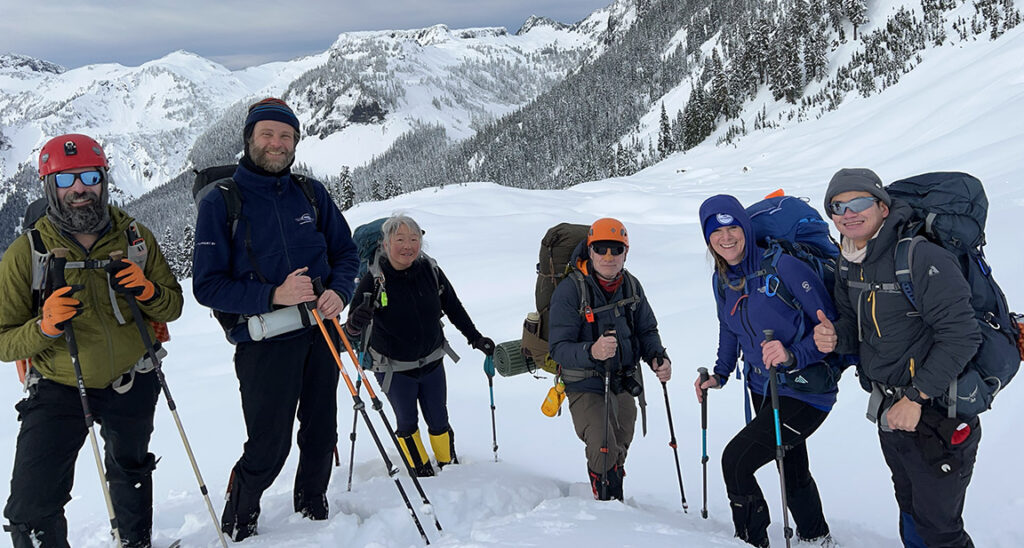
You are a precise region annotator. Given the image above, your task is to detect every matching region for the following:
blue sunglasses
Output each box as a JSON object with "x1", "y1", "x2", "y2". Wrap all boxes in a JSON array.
[
  {"x1": 829, "y1": 196, "x2": 878, "y2": 216},
  {"x1": 54, "y1": 170, "x2": 103, "y2": 189}
]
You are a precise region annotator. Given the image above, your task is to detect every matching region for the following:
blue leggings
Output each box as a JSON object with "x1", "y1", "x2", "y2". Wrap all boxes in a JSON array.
[{"x1": 376, "y1": 360, "x2": 449, "y2": 436}]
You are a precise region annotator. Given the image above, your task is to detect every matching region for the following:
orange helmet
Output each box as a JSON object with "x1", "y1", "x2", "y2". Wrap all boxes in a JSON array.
[
  {"x1": 38, "y1": 134, "x2": 108, "y2": 177},
  {"x1": 588, "y1": 217, "x2": 628, "y2": 246}
]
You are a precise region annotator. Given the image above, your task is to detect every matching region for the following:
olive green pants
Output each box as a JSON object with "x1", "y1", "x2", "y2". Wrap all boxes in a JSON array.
[{"x1": 568, "y1": 391, "x2": 636, "y2": 473}]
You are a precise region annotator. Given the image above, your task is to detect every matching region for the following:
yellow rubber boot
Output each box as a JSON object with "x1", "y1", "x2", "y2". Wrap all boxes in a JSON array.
[
  {"x1": 429, "y1": 428, "x2": 458, "y2": 469},
  {"x1": 397, "y1": 430, "x2": 434, "y2": 477}
]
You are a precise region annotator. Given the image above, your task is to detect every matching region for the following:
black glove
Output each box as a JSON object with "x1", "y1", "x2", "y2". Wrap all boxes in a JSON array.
[
  {"x1": 345, "y1": 302, "x2": 374, "y2": 334},
  {"x1": 471, "y1": 336, "x2": 496, "y2": 356}
]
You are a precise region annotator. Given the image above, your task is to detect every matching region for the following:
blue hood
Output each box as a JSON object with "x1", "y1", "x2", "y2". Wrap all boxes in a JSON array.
[{"x1": 698, "y1": 194, "x2": 760, "y2": 276}]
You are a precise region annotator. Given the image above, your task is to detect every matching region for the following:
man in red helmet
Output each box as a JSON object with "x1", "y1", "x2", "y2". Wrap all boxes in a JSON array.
[
  {"x1": 0, "y1": 134, "x2": 183, "y2": 547},
  {"x1": 548, "y1": 217, "x2": 672, "y2": 501}
]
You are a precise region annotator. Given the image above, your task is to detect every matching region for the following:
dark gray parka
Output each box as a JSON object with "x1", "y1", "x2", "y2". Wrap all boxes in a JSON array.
[{"x1": 833, "y1": 201, "x2": 981, "y2": 400}]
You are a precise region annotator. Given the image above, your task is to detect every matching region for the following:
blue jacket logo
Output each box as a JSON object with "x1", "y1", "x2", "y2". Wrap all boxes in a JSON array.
[{"x1": 296, "y1": 213, "x2": 314, "y2": 225}]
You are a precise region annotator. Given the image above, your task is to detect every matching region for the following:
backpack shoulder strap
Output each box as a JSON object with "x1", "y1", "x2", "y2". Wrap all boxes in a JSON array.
[
  {"x1": 292, "y1": 174, "x2": 319, "y2": 226},
  {"x1": 215, "y1": 179, "x2": 243, "y2": 238},
  {"x1": 893, "y1": 235, "x2": 924, "y2": 310},
  {"x1": 27, "y1": 229, "x2": 49, "y2": 313}
]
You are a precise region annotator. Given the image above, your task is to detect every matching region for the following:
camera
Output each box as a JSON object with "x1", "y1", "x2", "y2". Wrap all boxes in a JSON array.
[{"x1": 620, "y1": 370, "x2": 643, "y2": 397}]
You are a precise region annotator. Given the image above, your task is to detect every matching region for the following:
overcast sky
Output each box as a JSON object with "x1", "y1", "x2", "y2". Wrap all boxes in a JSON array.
[{"x1": 3, "y1": 1, "x2": 613, "y2": 70}]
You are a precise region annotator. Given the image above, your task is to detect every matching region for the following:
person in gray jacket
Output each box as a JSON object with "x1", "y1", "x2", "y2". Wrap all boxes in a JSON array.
[
  {"x1": 548, "y1": 218, "x2": 671, "y2": 501},
  {"x1": 813, "y1": 168, "x2": 982, "y2": 548}
]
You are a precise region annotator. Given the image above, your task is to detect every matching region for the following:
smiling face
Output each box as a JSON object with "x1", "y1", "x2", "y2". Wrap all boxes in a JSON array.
[
  {"x1": 709, "y1": 225, "x2": 745, "y2": 266},
  {"x1": 54, "y1": 167, "x2": 107, "y2": 232},
  {"x1": 588, "y1": 241, "x2": 627, "y2": 280},
  {"x1": 829, "y1": 190, "x2": 889, "y2": 249},
  {"x1": 385, "y1": 223, "x2": 422, "y2": 271},
  {"x1": 248, "y1": 120, "x2": 296, "y2": 173}
]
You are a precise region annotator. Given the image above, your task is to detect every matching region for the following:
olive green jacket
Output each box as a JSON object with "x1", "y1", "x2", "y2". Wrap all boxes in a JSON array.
[{"x1": 0, "y1": 207, "x2": 183, "y2": 388}]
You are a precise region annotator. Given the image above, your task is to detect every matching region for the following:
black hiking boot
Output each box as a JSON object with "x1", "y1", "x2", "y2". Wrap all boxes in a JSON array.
[
  {"x1": 588, "y1": 465, "x2": 624, "y2": 501},
  {"x1": 221, "y1": 471, "x2": 260, "y2": 542},
  {"x1": 294, "y1": 490, "x2": 329, "y2": 521},
  {"x1": 729, "y1": 492, "x2": 770, "y2": 548},
  {"x1": 5, "y1": 515, "x2": 68, "y2": 548}
]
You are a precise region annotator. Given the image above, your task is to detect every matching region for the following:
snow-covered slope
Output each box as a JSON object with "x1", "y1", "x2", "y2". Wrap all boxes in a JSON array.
[{"x1": 0, "y1": 17, "x2": 1021, "y2": 547}]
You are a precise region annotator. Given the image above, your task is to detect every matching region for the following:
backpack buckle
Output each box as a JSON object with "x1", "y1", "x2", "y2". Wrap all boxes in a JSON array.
[{"x1": 584, "y1": 305, "x2": 594, "y2": 323}]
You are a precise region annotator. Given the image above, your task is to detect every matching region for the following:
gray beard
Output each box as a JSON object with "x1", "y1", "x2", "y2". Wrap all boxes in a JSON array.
[{"x1": 61, "y1": 193, "x2": 108, "y2": 232}]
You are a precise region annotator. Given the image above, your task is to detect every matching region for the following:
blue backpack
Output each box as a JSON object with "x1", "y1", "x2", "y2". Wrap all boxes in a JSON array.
[
  {"x1": 727, "y1": 194, "x2": 848, "y2": 396},
  {"x1": 886, "y1": 172, "x2": 1022, "y2": 419}
]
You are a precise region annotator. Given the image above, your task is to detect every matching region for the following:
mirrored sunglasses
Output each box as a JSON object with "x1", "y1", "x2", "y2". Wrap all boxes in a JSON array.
[
  {"x1": 591, "y1": 242, "x2": 626, "y2": 256},
  {"x1": 54, "y1": 170, "x2": 104, "y2": 189},
  {"x1": 829, "y1": 196, "x2": 878, "y2": 216}
]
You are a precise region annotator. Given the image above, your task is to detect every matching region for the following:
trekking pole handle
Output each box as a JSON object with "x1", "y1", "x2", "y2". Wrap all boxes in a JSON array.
[
  {"x1": 109, "y1": 250, "x2": 124, "y2": 262},
  {"x1": 763, "y1": 329, "x2": 775, "y2": 342},
  {"x1": 50, "y1": 248, "x2": 69, "y2": 286}
]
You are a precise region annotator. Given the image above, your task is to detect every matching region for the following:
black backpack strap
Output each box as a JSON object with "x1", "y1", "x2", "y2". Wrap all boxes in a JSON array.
[
  {"x1": 216, "y1": 180, "x2": 268, "y2": 284},
  {"x1": 27, "y1": 229, "x2": 49, "y2": 313}
]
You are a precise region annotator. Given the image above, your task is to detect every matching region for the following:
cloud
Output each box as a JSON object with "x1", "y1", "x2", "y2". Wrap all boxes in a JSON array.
[{"x1": 3, "y1": 0, "x2": 612, "y2": 69}]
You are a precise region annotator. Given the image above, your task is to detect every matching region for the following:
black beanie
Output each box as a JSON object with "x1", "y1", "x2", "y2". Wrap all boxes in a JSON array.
[{"x1": 823, "y1": 168, "x2": 890, "y2": 212}]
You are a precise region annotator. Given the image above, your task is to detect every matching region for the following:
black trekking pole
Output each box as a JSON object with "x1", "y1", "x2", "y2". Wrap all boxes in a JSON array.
[
  {"x1": 484, "y1": 355, "x2": 499, "y2": 462},
  {"x1": 764, "y1": 330, "x2": 793, "y2": 548},
  {"x1": 661, "y1": 381, "x2": 688, "y2": 512},
  {"x1": 313, "y1": 279, "x2": 443, "y2": 534},
  {"x1": 347, "y1": 290, "x2": 378, "y2": 491},
  {"x1": 309, "y1": 300, "x2": 431, "y2": 544},
  {"x1": 108, "y1": 252, "x2": 229, "y2": 548},
  {"x1": 697, "y1": 367, "x2": 711, "y2": 519},
  {"x1": 330, "y1": 318, "x2": 445, "y2": 532},
  {"x1": 599, "y1": 329, "x2": 614, "y2": 501},
  {"x1": 50, "y1": 249, "x2": 122, "y2": 547},
  {"x1": 345, "y1": 376, "x2": 361, "y2": 492}
]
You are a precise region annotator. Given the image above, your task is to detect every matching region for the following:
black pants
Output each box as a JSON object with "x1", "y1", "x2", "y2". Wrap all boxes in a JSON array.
[
  {"x1": 376, "y1": 360, "x2": 450, "y2": 436},
  {"x1": 4, "y1": 373, "x2": 160, "y2": 548},
  {"x1": 721, "y1": 392, "x2": 830, "y2": 546},
  {"x1": 879, "y1": 410, "x2": 980, "y2": 548},
  {"x1": 224, "y1": 328, "x2": 340, "y2": 527}
]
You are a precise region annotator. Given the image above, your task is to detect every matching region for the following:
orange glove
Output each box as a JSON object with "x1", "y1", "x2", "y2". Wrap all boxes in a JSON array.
[
  {"x1": 40, "y1": 286, "x2": 81, "y2": 337},
  {"x1": 105, "y1": 259, "x2": 156, "y2": 301}
]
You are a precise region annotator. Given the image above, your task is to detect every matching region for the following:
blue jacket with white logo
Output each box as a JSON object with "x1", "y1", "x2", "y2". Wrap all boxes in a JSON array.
[
  {"x1": 700, "y1": 194, "x2": 838, "y2": 411},
  {"x1": 193, "y1": 159, "x2": 358, "y2": 343}
]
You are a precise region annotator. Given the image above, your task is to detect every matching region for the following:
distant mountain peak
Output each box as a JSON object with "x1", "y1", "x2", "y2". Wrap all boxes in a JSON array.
[
  {"x1": 516, "y1": 16, "x2": 569, "y2": 35},
  {"x1": 0, "y1": 53, "x2": 65, "y2": 74}
]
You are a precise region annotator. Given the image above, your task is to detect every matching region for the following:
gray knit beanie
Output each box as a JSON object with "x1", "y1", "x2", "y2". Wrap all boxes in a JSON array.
[{"x1": 823, "y1": 168, "x2": 890, "y2": 213}]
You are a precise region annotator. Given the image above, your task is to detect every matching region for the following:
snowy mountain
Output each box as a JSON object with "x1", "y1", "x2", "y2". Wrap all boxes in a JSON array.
[
  {"x1": 0, "y1": 4, "x2": 635, "y2": 248},
  {"x1": 0, "y1": 6, "x2": 1022, "y2": 545}
]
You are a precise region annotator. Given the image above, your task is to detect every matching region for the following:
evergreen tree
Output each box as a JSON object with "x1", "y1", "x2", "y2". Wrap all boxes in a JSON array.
[
  {"x1": 847, "y1": 0, "x2": 867, "y2": 40},
  {"x1": 179, "y1": 225, "x2": 194, "y2": 278},
  {"x1": 383, "y1": 176, "x2": 401, "y2": 199},
  {"x1": 657, "y1": 102, "x2": 674, "y2": 158},
  {"x1": 339, "y1": 166, "x2": 355, "y2": 211}
]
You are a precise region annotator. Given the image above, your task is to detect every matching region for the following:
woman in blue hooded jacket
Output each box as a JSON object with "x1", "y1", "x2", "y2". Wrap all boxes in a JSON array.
[{"x1": 694, "y1": 194, "x2": 837, "y2": 548}]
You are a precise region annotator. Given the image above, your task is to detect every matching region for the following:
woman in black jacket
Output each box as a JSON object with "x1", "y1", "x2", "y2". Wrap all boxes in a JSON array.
[{"x1": 344, "y1": 213, "x2": 494, "y2": 477}]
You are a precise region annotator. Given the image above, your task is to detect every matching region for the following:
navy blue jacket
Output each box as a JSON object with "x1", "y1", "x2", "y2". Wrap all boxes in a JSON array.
[
  {"x1": 700, "y1": 194, "x2": 838, "y2": 411},
  {"x1": 549, "y1": 245, "x2": 666, "y2": 395},
  {"x1": 193, "y1": 159, "x2": 358, "y2": 343}
]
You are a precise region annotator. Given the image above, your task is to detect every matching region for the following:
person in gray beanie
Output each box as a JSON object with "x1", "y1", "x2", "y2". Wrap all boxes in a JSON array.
[
  {"x1": 814, "y1": 168, "x2": 982, "y2": 547},
  {"x1": 822, "y1": 168, "x2": 890, "y2": 214}
]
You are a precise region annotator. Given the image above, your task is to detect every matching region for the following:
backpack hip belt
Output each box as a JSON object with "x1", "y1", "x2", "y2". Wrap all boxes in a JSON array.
[
  {"x1": 110, "y1": 342, "x2": 167, "y2": 394},
  {"x1": 368, "y1": 341, "x2": 460, "y2": 392}
]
